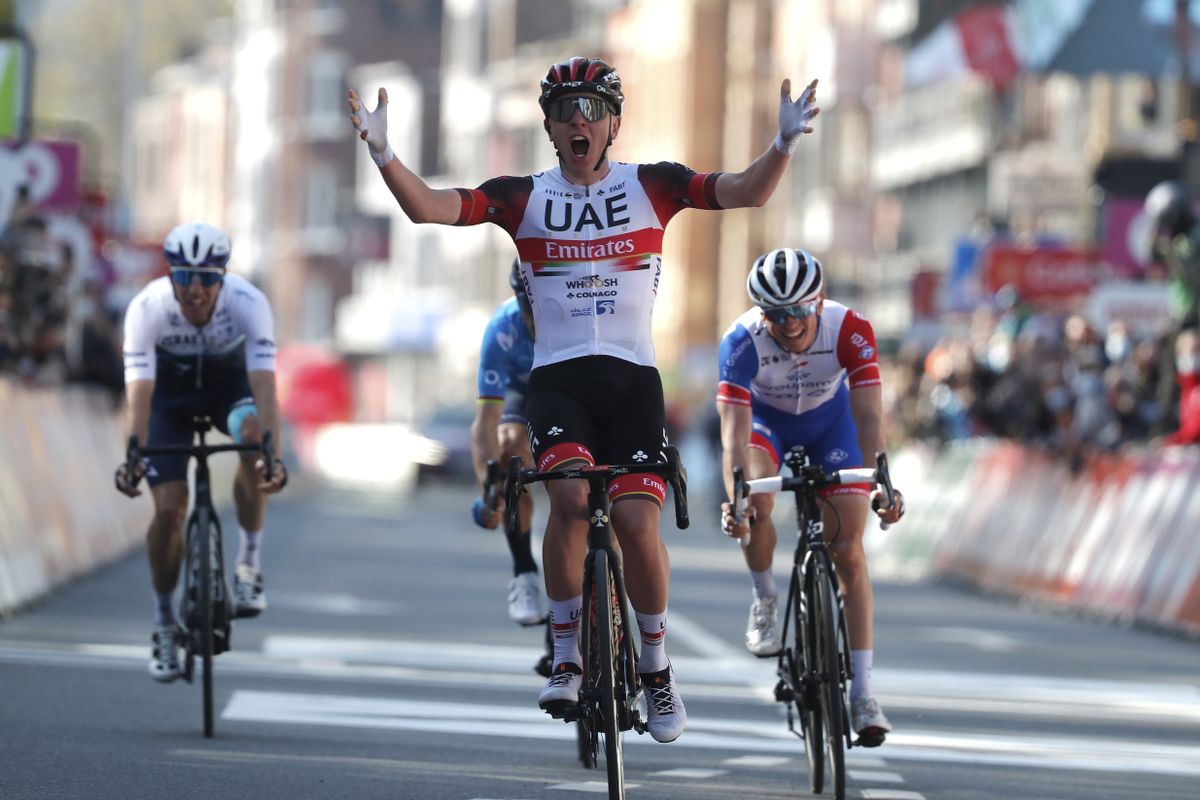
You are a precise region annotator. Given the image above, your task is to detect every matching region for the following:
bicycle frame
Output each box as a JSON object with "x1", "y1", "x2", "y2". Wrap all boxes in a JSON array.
[
  {"x1": 125, "y1": 417, "x2": 275, "y2": 738},
  {"x1": 733, "y1": 447, "x2": 885, "y2": 800},
  {"x1": 505, "y1": 448, "x2": 689, "y2": 800}
]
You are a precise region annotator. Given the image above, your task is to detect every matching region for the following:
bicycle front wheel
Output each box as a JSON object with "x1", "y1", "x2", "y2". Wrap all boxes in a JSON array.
[
  {"x1": 813, "y1": 557, "x2": 846, "y2": 800},
  {"x1": 794, "y1": 567, "x2": 824, "y2": 793},
  {"x1": 191, "y1": 506, "x2": 216, "y2": 738},
  {"x1": 594, "y1": 550, "x2": 625, "y2": 800}
]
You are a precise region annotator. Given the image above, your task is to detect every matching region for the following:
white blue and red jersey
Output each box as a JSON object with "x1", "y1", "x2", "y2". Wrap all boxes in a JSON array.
[{"x1": 717, "y1": 301, "x2": 881, "y2": 491}]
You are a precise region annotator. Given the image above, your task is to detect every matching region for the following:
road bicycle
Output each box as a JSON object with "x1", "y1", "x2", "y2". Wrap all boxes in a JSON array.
[
  {"x1": 482, "y1": 458, "x2": 593, "y2": 767},
  {"x1": 504, "y1": 447, "x2": 690, "y2": 800},
  {"x1": 731, "y1": 448, "x2": 894, "y2": 800},
  {"x1": 124, "y1": 417, "x2": 276, "y2": 738}
]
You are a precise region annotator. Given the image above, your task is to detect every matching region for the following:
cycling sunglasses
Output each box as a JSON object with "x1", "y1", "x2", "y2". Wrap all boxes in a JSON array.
[
  {"x1": 545, "y1": 95, "x2": 611, "y2": 123},
  {"x1": 764, "y1": 300, "x2": 819, "y2": 325},
  {"x1": 170, "y1": 267, "x2": 225, "y2": 288}
]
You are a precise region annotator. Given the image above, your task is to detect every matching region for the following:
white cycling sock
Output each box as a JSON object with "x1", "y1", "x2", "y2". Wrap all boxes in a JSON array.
[
  {"x1": 750, "y1": 568, "x2": 777, "y2": 601},
  {"x1": 635, "y1": 609, "x2": 668, "y2": 673},
  {"x1": 237, "y1": 526, "x2": 262, "y2": 571},
  {"x1": 548, "y1": 595, "x2": 582, "y2": 668},
  {"x1": 850, "y1": 649, "x2": 873, "y2": 700}
]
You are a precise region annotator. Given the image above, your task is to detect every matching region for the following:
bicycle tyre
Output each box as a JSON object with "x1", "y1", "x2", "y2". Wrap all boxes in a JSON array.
[
  {"x1": 195, "y1": 506, "x2": 216, "y2": 738},
  {"x1": 579, "y1": 563, "x2": 601, "y2": 771},
  {"x1": 814, "y1": 558, "x2": 846, "y2": 800},
  {"x1": 795, "y1": 566, "x2": 824, "y2": 793},
  {"x1": 594, "y1": 550, "x2": 625, "y2": 800}
]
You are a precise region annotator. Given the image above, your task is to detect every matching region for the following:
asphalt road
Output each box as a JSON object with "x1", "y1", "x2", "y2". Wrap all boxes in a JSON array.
[{"x1": 1, "y1": 476, "x2": 1197, "y2": 800}]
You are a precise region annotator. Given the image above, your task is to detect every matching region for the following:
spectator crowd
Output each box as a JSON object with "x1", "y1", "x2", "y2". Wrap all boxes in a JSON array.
[
  {"x1": 888, "y1": 289, "x2": 1200, "y2": 467},
  {"x1": 0, "y1": 190, "x2": 124, "y2": 402}
]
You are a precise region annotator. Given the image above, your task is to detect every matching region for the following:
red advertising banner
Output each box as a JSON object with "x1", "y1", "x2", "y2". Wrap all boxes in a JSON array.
[{"x1": 982, "y1": 245, "x2": 1098, "y2": 299}]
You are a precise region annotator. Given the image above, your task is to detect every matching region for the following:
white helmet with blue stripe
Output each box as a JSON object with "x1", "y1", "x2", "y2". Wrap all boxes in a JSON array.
[{"x1": 163, "y1": 222, "x2": 232, "y2": 268}]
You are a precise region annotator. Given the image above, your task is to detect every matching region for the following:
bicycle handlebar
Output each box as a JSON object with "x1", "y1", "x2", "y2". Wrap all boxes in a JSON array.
[
  {"x1": 504, "y1": 445, "x2": 690, "y2": 533},
  {"x1": 730, "y1": 449, "x2": 894, "y2": 545},
  {"x1": 124, "y1": 428, "x2": 276, "y2": 492}
]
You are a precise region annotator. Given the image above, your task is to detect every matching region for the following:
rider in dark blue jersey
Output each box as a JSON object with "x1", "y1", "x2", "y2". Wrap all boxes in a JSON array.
[{"x1": 470, "y1": 258, "x2": 543, "y2": 625}]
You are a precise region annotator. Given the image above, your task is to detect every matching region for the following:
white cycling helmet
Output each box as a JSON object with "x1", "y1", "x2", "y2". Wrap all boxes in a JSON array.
[
  {"x1": 746, "y1": 247, "x2": 823, "y2": 308},
  {"x1": 163, "y1": 222, "x2": 232, "y2": 268}
]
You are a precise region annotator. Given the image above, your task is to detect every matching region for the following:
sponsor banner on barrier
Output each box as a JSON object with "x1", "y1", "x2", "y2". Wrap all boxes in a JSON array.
[{"x1": 869, "y1": 437, "x2": 1200, "y2": 638}]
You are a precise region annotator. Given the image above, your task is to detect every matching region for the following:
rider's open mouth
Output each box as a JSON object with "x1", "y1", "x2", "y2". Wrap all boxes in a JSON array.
[{"x1": 570, "y1": 136, "x2": 589, "y2": 157}]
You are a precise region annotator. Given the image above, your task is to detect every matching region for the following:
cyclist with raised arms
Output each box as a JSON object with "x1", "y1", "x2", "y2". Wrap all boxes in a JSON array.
[
  {"x1": 114, "y1": 222, "x2": 288, "y2": 682},
  {"x1": 350, "y1": 57, "x2": 819, "y2": 743},
  {"x1": 716, "y1": 248, "x2": 903, "y2": 745},
  {"x1": 470, "y1": 257, "x2": 545, "y2": 626}
]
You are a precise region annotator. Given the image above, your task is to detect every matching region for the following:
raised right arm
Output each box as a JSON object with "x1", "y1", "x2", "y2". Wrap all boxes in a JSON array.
[{"x1": 348, "y1": 87, "x2": 462, "y2": 225}]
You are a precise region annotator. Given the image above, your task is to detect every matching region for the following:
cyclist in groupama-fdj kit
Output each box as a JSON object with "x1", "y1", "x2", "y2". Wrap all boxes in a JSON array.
[
  {"x1": 350, "y1": 56, "x2": 819, "y2": 743},
  {"x1": 717, "y1": 247, "x2": 904, "y2": 744},
  {"x1": 114, "y1": 222, "x2": 288, "y2": 682}
]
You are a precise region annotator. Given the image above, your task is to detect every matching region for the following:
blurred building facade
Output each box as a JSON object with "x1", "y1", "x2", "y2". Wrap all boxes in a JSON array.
[{"x1": 77, "y1": 0, "x2": 1200, "y2": 437}]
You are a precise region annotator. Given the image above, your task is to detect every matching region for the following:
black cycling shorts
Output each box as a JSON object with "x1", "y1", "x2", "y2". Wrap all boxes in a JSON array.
[
  {"x1": 146, "y1": 372, "x2": 255, "y2": 486},
  {"x1": 526, "y1": 355, "x2": 668, "y2": 503}
]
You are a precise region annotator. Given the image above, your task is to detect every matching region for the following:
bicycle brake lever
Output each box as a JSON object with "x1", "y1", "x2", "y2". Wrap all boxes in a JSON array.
[
  {"x1": 730, "y1": 466, "x2": 751, "y2": 547},
  {"x1": 872, "y1": 451, "x2": 895, "y2": 531},
  {"x1": 504, "y1": 456, "x2": 523, "y2": 533},
  {"x1": 665, "y1": 445, "x2": 690, "y2": 530}
]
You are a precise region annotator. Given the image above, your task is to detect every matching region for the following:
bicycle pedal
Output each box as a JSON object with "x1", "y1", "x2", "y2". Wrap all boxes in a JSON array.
[
  {"x1": 540, "y1": 700, "x2": 581, "y2": 722},
  {"x1": 533, "y1": 654, "x2": 553, "y2": 678},
  {"x1": 854, "y1": 731, "x2": 886, "y2": 748}
]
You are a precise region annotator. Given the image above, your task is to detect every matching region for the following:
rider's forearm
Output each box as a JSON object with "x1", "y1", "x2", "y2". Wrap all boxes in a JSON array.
[
  {"x1": 124, "y1": 380, "x2": 154, "y2": 445},
  {"x1": 248, "y1": 371, "x2": 283, "y2": 452},
  {"x1": 469, "y1": 402, "x2": 502, "y2": 487},
  {"x1": 714, "y1": 146, "x2": 790, "y2": 210},
  {"x1": 849, "y1": 386, "x2": 887, "y2": 464},
  {"x1": 378, "y1": 158, "x2": 463, "y2": 224}
]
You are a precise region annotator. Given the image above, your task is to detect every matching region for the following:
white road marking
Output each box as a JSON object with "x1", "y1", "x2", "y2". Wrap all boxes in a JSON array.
[
  {"x1": 850, "y1": 769, "x2": 905, "y2": 782},
  {"x1": 918, "y1": 626, "x2": 1020, "y2": 653},
  {"x1": 860, "y1": 791, "x2": 926, "y2": 800},
  {"x1": 648, "y1": 767, "x2": 728, "y2": 778},
  {"x1": 221, "y1": 689, "x2": 1200, "y2": 778},
  {"x1": 264, "y1": 591, "x2": 405, "y2": 616},
  {"x1": 5, "y1": 637, "x2": 1199, "y2": 727},
  {"x1": 549, "y1": 781, "x2": 640, "y2": 793},
  {"x1": 720, "y1": 755, "x2": 790, "y2": 767}
]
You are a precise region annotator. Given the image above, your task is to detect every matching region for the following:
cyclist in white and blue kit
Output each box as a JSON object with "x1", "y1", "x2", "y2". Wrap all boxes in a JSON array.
[
  {"x1": 114, "y1": 222, "x2": 288, "y2": 683},
  {"x1": 717, "y1": 247, "x2": 903, "y2": 745},
  {"x1": 470, "y1": 258, "x2": 545, "y2": 626}
]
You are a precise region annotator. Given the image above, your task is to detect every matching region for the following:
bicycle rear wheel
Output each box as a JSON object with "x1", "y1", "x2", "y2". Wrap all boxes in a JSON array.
[
  {"x1": 813, "y1": 557, "x2": 846, "y2": 800},
  {"x1": 594, "y1": 550, "x2": 625, "y2": 800},
  {"x1": 186, "y1": 507, "x2": 217, "y2": 737},
  {"x1": 794, "y1": 568, "x2": 824, "y2": 793}
]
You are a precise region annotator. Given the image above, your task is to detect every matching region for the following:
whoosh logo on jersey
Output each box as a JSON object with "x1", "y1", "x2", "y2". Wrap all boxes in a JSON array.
[{"x1": 565, "y1": 276, "x2": 618, "y2": 289}]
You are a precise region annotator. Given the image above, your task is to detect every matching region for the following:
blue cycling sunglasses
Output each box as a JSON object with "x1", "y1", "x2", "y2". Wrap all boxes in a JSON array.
[
  {"x1": 764, "y1": 300, "x2": 819, "y2": 325},
  {"x1": 170, "y1": 268, "x2": 225, "y2": 288}
]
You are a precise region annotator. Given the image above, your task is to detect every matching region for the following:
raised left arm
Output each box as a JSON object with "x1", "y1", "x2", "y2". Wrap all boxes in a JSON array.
[{"x1": 715, "y1": 78, "x2": 819, "y2": 209}]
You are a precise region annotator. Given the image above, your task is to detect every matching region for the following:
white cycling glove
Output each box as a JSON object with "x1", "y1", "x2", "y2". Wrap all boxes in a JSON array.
[
  {"x1": 774, "y1": 78, "x2": 819, "y2": 156},
  {"x1": 351, "y1": 87, "x2": 395, "y2": 168}
]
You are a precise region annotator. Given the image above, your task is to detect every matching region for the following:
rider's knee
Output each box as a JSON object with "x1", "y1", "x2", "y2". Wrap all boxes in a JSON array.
[{"x1": 151, "y1": 505, "x2": 187, "y2": 534}]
